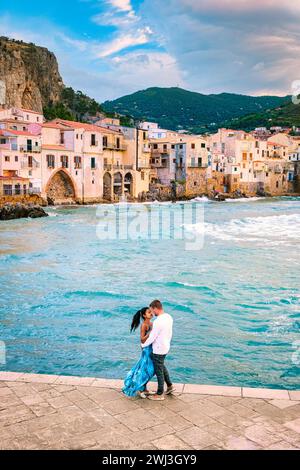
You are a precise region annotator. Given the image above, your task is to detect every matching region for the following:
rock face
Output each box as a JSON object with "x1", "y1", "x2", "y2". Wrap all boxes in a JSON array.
[
  {"x1": 0, "y1": 37, "x2": 64, "y2": 112},
  {"x1": 0, "y1": 203, "x2": 48, "y2": 220}
]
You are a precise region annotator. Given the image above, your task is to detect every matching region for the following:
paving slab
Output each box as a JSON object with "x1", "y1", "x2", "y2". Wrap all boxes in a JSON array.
[{"x1": 0, "y1": 372, "x2": 299, "y2": 451}]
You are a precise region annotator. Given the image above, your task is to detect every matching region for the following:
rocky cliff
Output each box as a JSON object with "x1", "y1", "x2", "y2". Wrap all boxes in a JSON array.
[{"x1": 0, "y1": 36, "x2": 64, "y2": 113}]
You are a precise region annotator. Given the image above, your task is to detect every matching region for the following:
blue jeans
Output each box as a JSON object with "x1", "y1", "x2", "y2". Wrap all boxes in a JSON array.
[{"x1": 153, "y1": 354, "x2": 172, "y2": 395}]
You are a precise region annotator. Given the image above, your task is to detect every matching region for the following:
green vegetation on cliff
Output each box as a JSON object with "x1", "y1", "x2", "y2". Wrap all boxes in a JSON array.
[
  {"x1": 219, "y1": 100, "x2": 300, "y2": 132},
  {"x1": 103, "y1": 87, "x2": 289, "y2": 132}
]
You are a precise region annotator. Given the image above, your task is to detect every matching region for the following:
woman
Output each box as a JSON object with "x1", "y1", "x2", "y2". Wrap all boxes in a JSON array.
[{"x1": 122, "y1": 307, "x2": 155, "y2": 398}]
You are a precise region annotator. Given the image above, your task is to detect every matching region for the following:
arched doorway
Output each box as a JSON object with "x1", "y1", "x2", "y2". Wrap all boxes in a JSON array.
[
  {"x1": 124, "y1": 173, "x2": 133, "y2": 196},
  {"x1": 103, "y1": 172, "x2": 112, "y2": 200},
  {"x1": 46, "y1": 170, "x2": 76, "y2": 204},
  {"x1": 113, "y1": 172, "x2": 123, "y2": 197}
]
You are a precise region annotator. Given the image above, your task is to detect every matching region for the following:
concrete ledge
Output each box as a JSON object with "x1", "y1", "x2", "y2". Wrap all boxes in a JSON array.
[
  {"x1": 242, "y1": 387, "x2": 290, "y2": 400},
  {"x1": 0, "y1": 372, "x2": 298, "y2": 400},
  {"x1": 184, "y1": 384, "x2": 242, "y2": 397}
]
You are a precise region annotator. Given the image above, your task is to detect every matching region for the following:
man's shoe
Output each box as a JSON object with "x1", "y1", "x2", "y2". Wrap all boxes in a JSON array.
[
  {"x1": 147, "y1": 394, "x2": 165, "y2": 401},
  {"x1": 166, "y1": 385, "x2": 175, "y2": 395}
]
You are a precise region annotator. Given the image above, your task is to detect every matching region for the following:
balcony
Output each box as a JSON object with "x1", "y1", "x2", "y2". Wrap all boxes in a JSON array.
[
  {"x1": 19, "y1": 145, "x2": 41, "y2": 153},
  {"x1": 0, "y1": 143, "x2": 18, "y2": 151},
  {"x1": 103, "y1": 143, "x2": 127, "y2": 151},
  {"x1": 188, "y1": 162, "x2": 208, "y2": 169},
  {"x1": 103, "y1": 164, "x2": 133, "y2": 171},
  {"x1": 21, "y1": 158, "x2": 40, "y2": 169}
]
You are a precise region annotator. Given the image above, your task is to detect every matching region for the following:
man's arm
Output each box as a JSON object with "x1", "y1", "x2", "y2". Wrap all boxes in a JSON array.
[{"x1": 141, "y1": 320, "x2": 160, "y2": 348}]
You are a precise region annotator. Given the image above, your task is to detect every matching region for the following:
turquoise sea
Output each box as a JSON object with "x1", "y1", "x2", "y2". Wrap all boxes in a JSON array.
[{"x1": 0, "y1": 197, "x2": 299, "y2": 389}]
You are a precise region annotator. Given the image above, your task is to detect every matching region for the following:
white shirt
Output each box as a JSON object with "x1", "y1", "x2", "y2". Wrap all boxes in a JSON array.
[{"x1": 142, "y1": 313, "x2": 173, "y2": 355}]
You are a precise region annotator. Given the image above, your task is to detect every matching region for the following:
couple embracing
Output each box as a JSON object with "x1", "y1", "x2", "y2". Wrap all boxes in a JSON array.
[{"x1": 123, "y1": 300, "x2": 174, "y2": 401}]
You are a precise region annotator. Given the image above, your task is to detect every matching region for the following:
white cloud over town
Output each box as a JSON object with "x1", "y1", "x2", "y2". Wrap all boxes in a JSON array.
[{"x1": 1, "y1": 0, "x2": 299, "y2": 100}]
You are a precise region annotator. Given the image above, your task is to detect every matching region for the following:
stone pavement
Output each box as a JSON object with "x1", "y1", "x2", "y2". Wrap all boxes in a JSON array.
[{"x1": 0, "y1": 372, "x2": 299, "y2": 450}]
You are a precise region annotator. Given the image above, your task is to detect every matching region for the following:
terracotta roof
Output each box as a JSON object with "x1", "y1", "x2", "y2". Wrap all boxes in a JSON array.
[
  {"x1": 42, "y1": 144, "x2": 69, "y2": 150},
  {"x1": 0, "y1": 129, "x2": 40, "y2": 137},
  {"x1": 42, "y1": 122, "x2": 71, "y2": 130},
  {"x1": 20, "y1": 108, "x2": 43, "y2": 115},
  {"x1": 0, "y1": 176, "x2": 29, "y2": 181},
  {"x1": 267, "y1": 141, "x2": 288, "y2": 147},
  {"x1": 52, "y1": 119, "x2": 121, "y2": 135}
]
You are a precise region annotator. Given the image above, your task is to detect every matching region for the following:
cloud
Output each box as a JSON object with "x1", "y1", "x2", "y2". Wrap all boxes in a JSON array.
[
  {"x1": 140, "y1": 0, "x2": 300, "y2": 95},
  {"x1": 94, "y1": 27, "x2": 153, "y2": 58},
  {"x1": 107, "y1": 0, "x2": 133, "y2": 13}
]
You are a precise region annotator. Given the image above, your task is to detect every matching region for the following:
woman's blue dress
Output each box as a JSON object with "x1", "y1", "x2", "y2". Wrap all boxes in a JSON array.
[{"x1": 122, "y1": 344, "x2": 155, "y2": 397}]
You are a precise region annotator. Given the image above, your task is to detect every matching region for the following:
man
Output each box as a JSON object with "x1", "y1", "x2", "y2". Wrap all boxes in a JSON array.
[{"x1": 141, "y1": 299, "x2": 174, "y2": 401}]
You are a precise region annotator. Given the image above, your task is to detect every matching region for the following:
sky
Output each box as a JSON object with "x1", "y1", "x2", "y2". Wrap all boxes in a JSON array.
[{"x1": 0, "y1": 0, "x2": 299, "y2": 102}]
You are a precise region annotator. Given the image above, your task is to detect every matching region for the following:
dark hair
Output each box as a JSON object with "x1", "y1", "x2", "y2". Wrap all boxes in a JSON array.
[
  {"x1": 131, "y1": 307, "x2": 148, "y2": 332},
  {"x1": 150, "y1": 299, "x2": 163, "y2": 310}
]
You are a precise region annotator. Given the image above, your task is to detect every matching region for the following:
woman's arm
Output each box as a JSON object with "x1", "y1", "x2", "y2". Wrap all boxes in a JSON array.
[{"x1": 140, "y1": 324, "x2": 150, "y2": 344}]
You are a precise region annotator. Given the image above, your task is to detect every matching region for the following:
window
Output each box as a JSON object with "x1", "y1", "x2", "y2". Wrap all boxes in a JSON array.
[
  {"x1": 76, "y1": 134, "x2": 79, "y2": 140},
  {"x1": 3, "y1": 184, "x2": 12, "y2": 195},
  {"x1": 91, "y1": 134, "x2": 96, "y2": 146},
  {"x1": 143, "y1": 132, "x2": 146, "y2": 140},
  {"x1": 201, "y1": 143, "x2": 206, "y2": 148},
  {"x1": 198, "y1": 157, "x2": 202, "y2": 167},
  {"x1": 116, "y1": 137, "x2": 120, "y2": 149},
  {"x1": 27, "y1": 115, "x2": 29, "y2": 120},
  {"x1": 141, "y1": 172, "x2": 145, "y2": 181},
  {"x1": 28, "y1": 156, "x2": 33, "y2": 168},
  {"x1": 15, "y1": 184, "x2": 21, "y2": 195},
  {"x1": 249, "y1": 153, "x2": 253, "y2": 160},
  {"x1": 171, "y1": 145, "x2": 175, "y2": 149},
  {"x1": 242, "y1": 153, "x2": 247, "y2": 161},
  {"x1": 74, "y1": 156, "x2": 82, "y2": 169},
  {"x1": 61, "y1": 155, "x2": 68, "y2": 168},
  {"x1": 60, "y1": 133, "x2": 64, "y2": 145},
  {"x1": 103, "y1": 136, "x2": 108, "y2": 147},
  {"x1": 5, "y1": 156, "x2": 10, "y2": 162},
  {"x1": 0, "y1": 138, "x2": 5, "y2": 144},
  {"x1": 15, "y1": 156, "x2": 18, "y2": 162},
  {"x1": 37, "y1": 117, "x2": 39, "y2": 122},
  {"x1": 163, "y1": 144, "x2": 167, "y2": 151},
  {"x1": 23, "y1": 185, "x2": 27, "y2": 195},
  {"x1": 153, "y1": 144, "x2": 158, "y2": 149},
  {"x1": 191, "y1": 143, "x2": 195, "y2": 149},
  {"x1": 47, "y1": 155, "x2": 55, "y2": 169},
  {"x1": 91, "y1": 157, "x2": 96, "y2": 169},
  {"x1": 179, "y1": 145, "x2": 183, "y2": 149}
]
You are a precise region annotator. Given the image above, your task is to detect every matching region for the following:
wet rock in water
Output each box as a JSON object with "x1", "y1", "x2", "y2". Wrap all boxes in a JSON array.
[
  {"x1": 215, "y1": 193, "x2": 227, "y2": 201},
  {"x1": 0, "y1": 203, "x2": 48, "y2": 220}
]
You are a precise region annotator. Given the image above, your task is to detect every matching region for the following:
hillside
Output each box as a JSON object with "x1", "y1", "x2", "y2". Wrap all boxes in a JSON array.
[
  {"x1": 219, "y1": 100, "x2": 300, "y2": 132},
  {"x1": 0, "y1": 36, "x2": 106, "y2": 121},
  {"x1": 102, "y1": 87, "x2": 289, "y2": 132}
]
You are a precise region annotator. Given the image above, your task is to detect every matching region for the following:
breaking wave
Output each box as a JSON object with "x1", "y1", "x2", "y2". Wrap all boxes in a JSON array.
[{"x1": 185, "y1": 213, "x2": 300, "y2": 245}]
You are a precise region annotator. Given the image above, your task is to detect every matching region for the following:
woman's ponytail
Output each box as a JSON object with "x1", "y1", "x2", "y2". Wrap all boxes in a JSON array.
[{"x1": 130, "y1": 307, "x2": 148, "y2": 332}]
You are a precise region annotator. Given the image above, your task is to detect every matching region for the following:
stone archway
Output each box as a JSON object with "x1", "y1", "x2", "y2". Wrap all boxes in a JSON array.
[
  {"x1": 46, "y1": 170, "x2": 76, "y2": 205},
  {"x1": 113, "y1": 172, "x2": 123, "y2": 196},
  {"x1": 103, "y1": 172, "x2": 112, "y2": 201},
  {"x1": 124, "y1": 172, "x2": 133, "y2": 196}
]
